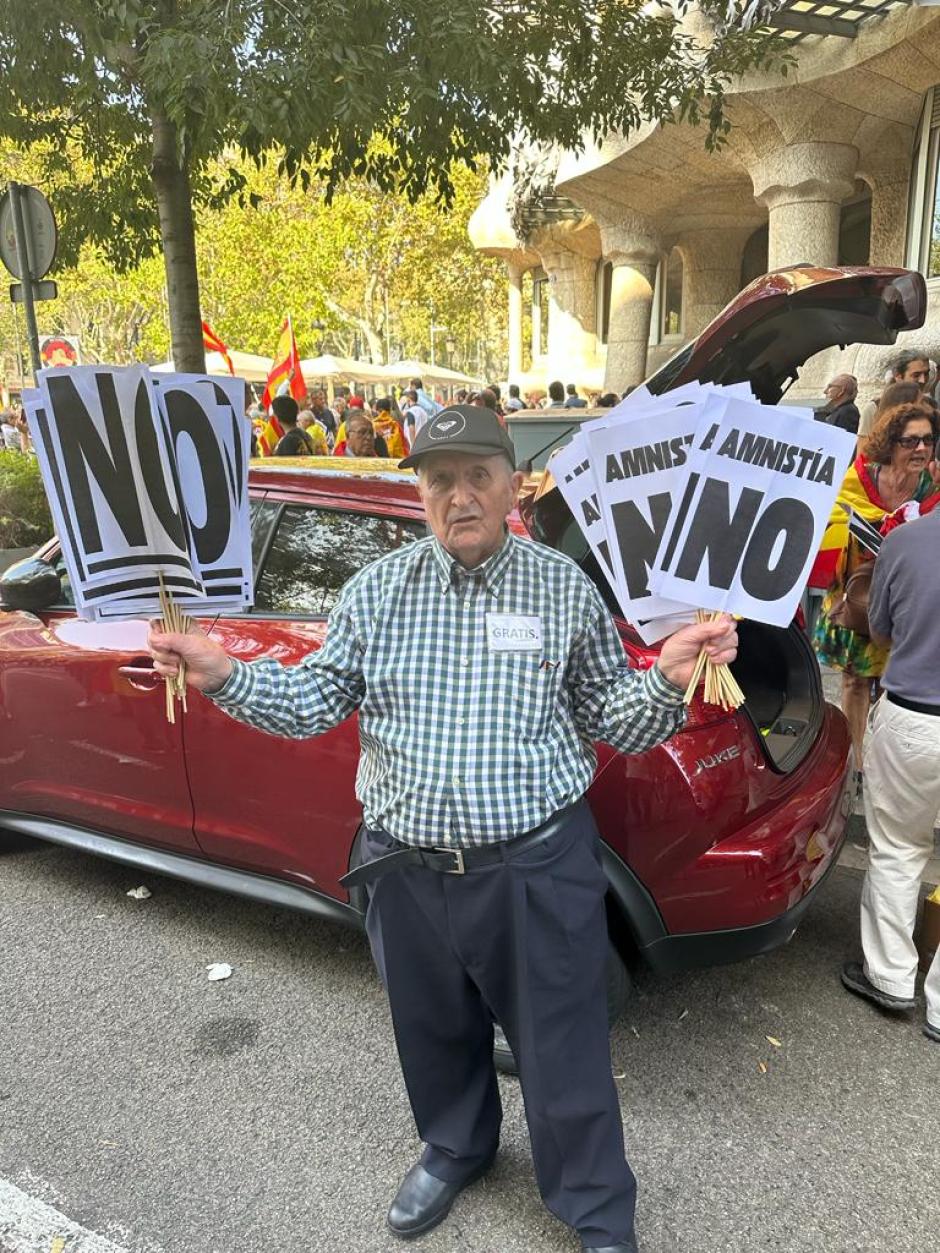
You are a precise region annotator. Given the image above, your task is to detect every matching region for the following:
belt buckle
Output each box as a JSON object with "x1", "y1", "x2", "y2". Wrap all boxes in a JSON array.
[{"x1": 436, "y1": 847, "x2": 465, "y2": 874}]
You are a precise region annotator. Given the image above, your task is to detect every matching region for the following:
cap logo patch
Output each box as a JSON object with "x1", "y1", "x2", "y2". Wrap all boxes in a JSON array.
[{"x1": 428, "y1": 413, "x2": 466, "y2": 440}]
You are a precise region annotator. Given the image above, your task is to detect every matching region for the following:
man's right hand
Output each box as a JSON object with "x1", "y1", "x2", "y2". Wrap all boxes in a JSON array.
[{"x1": 147, "y1": 623, "x2": 233, "y2": 694}]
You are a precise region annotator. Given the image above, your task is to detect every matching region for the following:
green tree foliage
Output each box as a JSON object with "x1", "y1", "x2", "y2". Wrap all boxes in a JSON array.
[
  {"x1": 197, "y1": 159, "x2": 506, "y2": 372},
  {"x1": 5, "y1": 153, "x2": 505, "y2": 375},
  {"x1": 0, "y1": 450, "x2": 53, "y2": 548},
  {"x1": 0, "y1": 2, "x2": 787, "y2": 370}
]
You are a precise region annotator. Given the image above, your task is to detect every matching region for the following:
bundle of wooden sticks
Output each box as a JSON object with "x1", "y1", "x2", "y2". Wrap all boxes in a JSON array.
[
  {"x1": 682, "y1": 610, "x2": 745, "y2": 711},
  {"x1": 157, "y1": 573, "x2": 192, "y2": 724}
]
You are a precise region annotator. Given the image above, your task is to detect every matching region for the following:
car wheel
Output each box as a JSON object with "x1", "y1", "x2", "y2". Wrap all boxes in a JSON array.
[
  {"x1": 493, "y1": 937, "x2": 632, "y2": 1076},
  {"x1": 0, "y1": 828, "x2": 39, "y2": 853}
]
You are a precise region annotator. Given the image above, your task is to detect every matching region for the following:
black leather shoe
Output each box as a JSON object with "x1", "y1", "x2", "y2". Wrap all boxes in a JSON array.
[
  {"x1": 584, "y1": 1240, "x2": 639, "y2": 1253},
  {"x1": 925, "y1": 1021, "x2": 940, "y2": 1043},
  {"x1": 387, "y1": 1157, "x2": 495, "y2": 1239},
  {"x1": 841, "y1": 961, "x2": 915, "y2": 1011}
]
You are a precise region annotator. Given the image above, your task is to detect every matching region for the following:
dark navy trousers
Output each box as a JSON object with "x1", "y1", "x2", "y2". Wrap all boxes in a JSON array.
[{"x1": 362, "y1": 801, "x2": 637, "y2": 1248}]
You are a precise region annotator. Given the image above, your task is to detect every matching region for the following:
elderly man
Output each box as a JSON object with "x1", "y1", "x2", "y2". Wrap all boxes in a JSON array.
[
  {"x1": 333, "y1": 413, "x2": 388, "y2": 458},
  {"x1": 149, "y1": 408, "x2": 737, "y2": 1252},
  {"x1": 816, "y1": 374, "x2": 860, "y2": 434}
]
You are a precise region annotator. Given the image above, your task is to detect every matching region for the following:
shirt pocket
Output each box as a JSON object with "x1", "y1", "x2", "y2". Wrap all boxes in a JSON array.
[{"x1": 492, "y1": 651, "x2": 563, "y2": 741}]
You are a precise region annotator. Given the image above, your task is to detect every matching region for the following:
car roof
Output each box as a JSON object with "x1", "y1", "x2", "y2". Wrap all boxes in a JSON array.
[
  {"x1": 249, "y1": 456, "x2": 423, "y2": 512},
  {"x1": 249, "y1": 456, "x2": 541, "y2": 535}
]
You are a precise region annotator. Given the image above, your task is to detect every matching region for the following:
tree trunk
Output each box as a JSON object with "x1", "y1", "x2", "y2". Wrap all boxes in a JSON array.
[{"x1": 150, "y1": 107, "x2": 204, "y2": 371}]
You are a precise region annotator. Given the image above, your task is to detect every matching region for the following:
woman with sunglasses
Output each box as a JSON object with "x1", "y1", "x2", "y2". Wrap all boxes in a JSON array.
[{"x1": 813, "y1": 401, "x2": 940, "y2": 777}]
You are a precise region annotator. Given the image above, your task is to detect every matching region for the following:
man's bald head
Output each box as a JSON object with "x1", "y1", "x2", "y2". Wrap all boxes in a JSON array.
[{"x1": 825, "y1": 374, "x2": 857, "y2": 405}]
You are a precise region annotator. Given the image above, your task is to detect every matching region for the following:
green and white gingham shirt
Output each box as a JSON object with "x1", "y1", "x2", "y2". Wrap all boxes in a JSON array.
[{"x1": 211, "y1": 531, "x2": 686, "y2": 847}]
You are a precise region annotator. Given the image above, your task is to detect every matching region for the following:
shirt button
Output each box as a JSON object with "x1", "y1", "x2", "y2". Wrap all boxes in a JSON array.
[
  {"x1": 457, "y1": 717, "x2": 466, "y2": 726},
  {"x1": 460, "y1": 656, "x2": 470, "y2": 666},
  {"x1": 452, "y1": 775, "x2": 462, "y2": 787}
]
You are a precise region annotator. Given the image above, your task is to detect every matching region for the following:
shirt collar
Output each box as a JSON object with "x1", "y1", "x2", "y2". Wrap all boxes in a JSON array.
[{"x1": 431, "y1": 530, "x2": 516, "y2": 595}]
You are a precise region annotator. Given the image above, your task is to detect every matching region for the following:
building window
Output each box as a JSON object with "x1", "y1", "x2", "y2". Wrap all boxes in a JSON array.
[
  {"x1": 906, "y1": 88, "x2": 940, "y2": 276},
  {"x1": 661, "y1": 247, "x2": 683, "y2": 338},
  {"x1": 740, "y1": 225, "x2": 769, "y2": 288},
  {"x1": 531, "y1": 270, "x2": 549, "y2": 359},
  {"x1": 596, "y1": 260, "x2": 613, "y2": 345},
  {"x1": 839, "y1": 185, "x2": 871, "y2": 266}
]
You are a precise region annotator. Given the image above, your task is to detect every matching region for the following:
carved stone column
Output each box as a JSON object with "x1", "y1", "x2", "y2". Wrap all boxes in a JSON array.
[
  {"x1": 751, "y1": 142, "x2": 858, "y2": 270},
  {"x1": 507, "y1": 259, "x2": 525, "y2": 379},
  {"x1": 532, "y1": 225, "x2": 599, "y2": 382},
  {"x1": 597, "y1": 214, "x2": 663, "y2": 392},
  {"x1": 678, "y1": 227, "x2": 754, "y2": 338}
]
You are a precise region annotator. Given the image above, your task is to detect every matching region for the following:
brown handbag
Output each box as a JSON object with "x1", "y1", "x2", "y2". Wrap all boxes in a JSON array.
[{"x1": 828, "y1": 539, "x2": 874, "y2": 637}]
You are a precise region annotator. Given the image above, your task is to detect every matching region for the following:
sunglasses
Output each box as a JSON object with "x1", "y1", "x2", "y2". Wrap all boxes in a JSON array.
[{"x1": 895, "y1": 434, "x2": 935, "y2": 449}]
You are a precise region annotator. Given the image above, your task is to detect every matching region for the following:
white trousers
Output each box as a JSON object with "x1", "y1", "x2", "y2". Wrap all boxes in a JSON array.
[{"x1": 861, "y1": 696, "x2": 940, "y2": 1028}]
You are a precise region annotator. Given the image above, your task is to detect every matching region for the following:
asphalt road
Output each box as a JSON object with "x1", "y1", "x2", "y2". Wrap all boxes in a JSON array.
[{"x1": 1, "y1": 834, "x2": 938, "y2": 1253}]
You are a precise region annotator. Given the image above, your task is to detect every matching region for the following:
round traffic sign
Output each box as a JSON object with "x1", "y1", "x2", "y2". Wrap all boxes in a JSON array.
[{"x1": 0, "y1": 184, "x2": 58, "y2": 280}]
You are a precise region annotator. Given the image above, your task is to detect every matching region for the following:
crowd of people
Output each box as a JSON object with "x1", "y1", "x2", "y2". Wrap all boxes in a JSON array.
[
  {"x1": 248, "y1": 377, "x2": 616, "y2": 461},
  {"x1": 810, "y1": 349, "x2": 940, "y2": 1044},
  {"x1": 810, "y1": 349, "x2": 940, "y2": 762}
]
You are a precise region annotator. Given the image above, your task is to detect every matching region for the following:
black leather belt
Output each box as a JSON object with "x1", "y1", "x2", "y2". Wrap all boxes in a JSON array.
[
  {"x1": 340, "y1": 802, "x2": 581, "y2": 890},
  {"x1": 886, "y1": 691, "x2": 940, "y2": 717}
]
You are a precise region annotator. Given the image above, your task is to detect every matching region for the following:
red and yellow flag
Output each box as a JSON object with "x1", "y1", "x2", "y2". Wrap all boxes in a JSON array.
[
  {"x1": 201, "y1": 320, "x2": 234, "y2": 375},
  {"x1": 258, "y1": 414, "x2": 285, "y2": 457},
  {"x1": 261, "y1": 316, "x2": 306, "y2": 410},
  {"x1": 808, "y1": 456, "x2": 885, "y2": 589}
]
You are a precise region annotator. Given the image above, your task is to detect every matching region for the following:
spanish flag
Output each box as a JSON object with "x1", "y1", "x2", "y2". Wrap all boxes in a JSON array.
[
  {"x1": 261, "y1": 316, "x2": 306, "y2": 410},
  {"x1": 201, "y1": 320, "x2": 234, "y2": 375},
  {"x1": 258, "y1": 413, "x2": 284, "y2": 457},
  {"x1": 808, "y1": 456, "x2": 886, "y2": 589}
]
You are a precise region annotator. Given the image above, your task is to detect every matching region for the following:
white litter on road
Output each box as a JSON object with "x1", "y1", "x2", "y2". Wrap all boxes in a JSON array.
[
  {"x1": 0, "y1": 1177, "x2": 134, "y2": 1253},
  {"x1": 126, "y1": 886, "x2": 151, "y2": 900},
  {"x1": 206, "y1": 963, "x2": 232, "y2": 981}
]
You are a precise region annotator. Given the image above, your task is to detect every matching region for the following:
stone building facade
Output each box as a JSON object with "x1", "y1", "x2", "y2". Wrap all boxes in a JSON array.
[{"x1": 469, "y1": 3, "x2": 940, "y2": 404}]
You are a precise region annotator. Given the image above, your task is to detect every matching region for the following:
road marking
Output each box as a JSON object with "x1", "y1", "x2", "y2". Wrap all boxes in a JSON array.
[{"x1": 0, "y1": 1178, "x2": 133, "y2": 1253}]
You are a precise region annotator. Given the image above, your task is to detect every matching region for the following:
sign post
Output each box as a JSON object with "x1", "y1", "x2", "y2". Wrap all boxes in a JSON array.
[{"x1": 0, "y1": 181, "x2": 59, "y2": 379}]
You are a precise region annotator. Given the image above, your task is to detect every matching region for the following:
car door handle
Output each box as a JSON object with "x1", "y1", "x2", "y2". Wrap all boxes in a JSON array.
[{"x1": 118, "y1": 658, "x2": 163, "y2": 690}]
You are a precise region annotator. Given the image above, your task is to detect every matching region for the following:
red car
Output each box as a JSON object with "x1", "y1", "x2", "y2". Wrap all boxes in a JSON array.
[{"x1": 0, "y1": 265, "x2": 924, "y2": 1034}]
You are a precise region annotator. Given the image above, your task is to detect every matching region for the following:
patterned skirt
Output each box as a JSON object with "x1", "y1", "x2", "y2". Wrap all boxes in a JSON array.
[{"x1": 812, "y1": 587, "x2": 890, "y2": 678}]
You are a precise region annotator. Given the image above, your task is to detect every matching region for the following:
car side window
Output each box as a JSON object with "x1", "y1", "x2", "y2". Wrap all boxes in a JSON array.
[
  {"x1": 250, "y1": 497, "x2": 279, "y2": 578},
  {"x1": 51, "y1": 552, "x2": 75, "y2": 607},
  {"x1": 254, "y1": 506, "x2": 425, "y2": 617}
]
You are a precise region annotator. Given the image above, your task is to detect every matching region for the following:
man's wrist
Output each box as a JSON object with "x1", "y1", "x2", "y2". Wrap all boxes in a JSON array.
[
  {"x1": 647, "y1": 662, "x2": 686, "y2": 706},
  {"x1": 204, "y1": 656, "x2": 245, "y2": 702}
]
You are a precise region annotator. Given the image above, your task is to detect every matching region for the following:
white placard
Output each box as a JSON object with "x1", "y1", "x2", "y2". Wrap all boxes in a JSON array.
[
  {"x1": 650, "y1": 398, "x2": 856, "y2": 626},
  {"x1": 546, "y1": 381, "x2": 718, "y2": 606},
  {"x1": 30, "y1": 365, "x2": 252, "y2": 622},
  {"x1": 586, "y1": 399, "x2": 715, "y2": 630}
]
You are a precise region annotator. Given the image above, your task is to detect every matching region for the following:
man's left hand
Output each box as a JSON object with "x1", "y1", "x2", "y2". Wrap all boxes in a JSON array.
[{"x1": 657, "y1": 614, "x2": 738, "y2": 691}]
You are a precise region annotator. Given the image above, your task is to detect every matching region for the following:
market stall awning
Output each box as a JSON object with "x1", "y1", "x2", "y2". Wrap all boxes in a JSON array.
[
  {"x1": 383, "y1": 359, "x2": 483, "y2": 388},
  {"x1": 299, "y1": 354, "x2": 390, "y2": 384},
  {"x1": 151, "y1": 350, "x2": 273, "y2": 382}
]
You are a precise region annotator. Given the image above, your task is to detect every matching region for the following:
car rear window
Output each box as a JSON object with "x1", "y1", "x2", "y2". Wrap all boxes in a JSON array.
[{"x1": 254, "y1": 506, "x2": 426, "y2": 617}]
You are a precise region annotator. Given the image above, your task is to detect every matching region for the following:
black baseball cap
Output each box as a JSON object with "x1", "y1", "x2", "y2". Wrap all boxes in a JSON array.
[{"x1": 399, "y1": 405, "x2": 517, "y2": 470}]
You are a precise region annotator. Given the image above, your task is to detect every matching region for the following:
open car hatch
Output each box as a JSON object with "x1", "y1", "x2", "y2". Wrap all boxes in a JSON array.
[{"x1": 645, "y1": 265, "x2": 927, "y2": 404}]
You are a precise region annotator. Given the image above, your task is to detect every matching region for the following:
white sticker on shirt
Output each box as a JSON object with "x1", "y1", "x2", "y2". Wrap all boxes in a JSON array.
[{"x1": 486, "y1": 614, "x2": 542, "y2": 652}]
